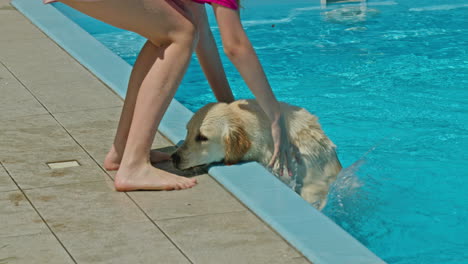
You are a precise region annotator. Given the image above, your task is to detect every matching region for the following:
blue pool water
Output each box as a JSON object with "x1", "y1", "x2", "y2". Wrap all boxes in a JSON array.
[{"x1": 55, "y1": 1, "x2": 467, "y2": 263}]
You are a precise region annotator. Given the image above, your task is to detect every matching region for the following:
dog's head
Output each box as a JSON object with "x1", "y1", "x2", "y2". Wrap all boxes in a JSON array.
[{"x1": 172, "y1": 103, "x2": 252, "y2": 170}]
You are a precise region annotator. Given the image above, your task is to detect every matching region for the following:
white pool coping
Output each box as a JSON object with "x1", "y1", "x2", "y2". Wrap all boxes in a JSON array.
[{"x1": 11, "y1": 0, "x2": 385, "y2": 263}]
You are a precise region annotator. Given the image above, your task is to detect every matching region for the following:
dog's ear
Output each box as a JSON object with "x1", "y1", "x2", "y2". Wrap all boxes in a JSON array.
[{"x1": 224, "y1": 123, "x2": 251, "y2": 165}]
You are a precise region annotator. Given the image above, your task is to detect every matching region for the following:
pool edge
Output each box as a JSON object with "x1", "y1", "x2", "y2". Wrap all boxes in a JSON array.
[{"x1": 11, "y1": 1, "x2": 386, "y2": 263}]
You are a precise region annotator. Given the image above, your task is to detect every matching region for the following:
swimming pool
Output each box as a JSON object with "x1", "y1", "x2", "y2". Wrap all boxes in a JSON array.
[{"x1": 52, "y1": 1, "x2": 468, "y2": 263}]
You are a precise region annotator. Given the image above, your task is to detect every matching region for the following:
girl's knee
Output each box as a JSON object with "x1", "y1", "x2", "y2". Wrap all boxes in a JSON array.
[
  {"x1": 147, "y1": 16, "x2": 199, "y2": 50},
  {"x1": 173, "y1": 20, "x2": 199, "y2": 48},
  {"x1": 223, "y1": 38, "x2": 251, "y2": 59}
]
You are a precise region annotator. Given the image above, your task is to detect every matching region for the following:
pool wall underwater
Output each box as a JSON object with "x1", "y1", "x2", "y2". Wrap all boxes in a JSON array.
[{"x1": 11, "y1": 0, "x2": 385, "y2": 263}]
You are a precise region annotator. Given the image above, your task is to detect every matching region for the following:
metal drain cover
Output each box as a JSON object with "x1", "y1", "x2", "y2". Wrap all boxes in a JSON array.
[{"x1": 47, "y1": 160, "x2": 80, "y2": 169}]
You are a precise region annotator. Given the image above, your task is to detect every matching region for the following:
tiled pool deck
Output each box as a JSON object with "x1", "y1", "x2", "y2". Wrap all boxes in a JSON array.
[{"x1": 0, "y1": 2, "x2": 311, "y2": 263}]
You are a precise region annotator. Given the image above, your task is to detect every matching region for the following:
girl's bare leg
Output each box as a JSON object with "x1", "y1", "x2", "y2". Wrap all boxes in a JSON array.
[
  {"x1": 115, "y1": 40, "x2": 197, "y2": 191},
  {"x1": 107, "y1": 4, "x2": 235, "y2": 172},
  {"x1": 104, "y1": 41, "x2": 171, "y2": 171},
  {"x1": 58, "y1": 0, "x2": 198, "y2": 190}
]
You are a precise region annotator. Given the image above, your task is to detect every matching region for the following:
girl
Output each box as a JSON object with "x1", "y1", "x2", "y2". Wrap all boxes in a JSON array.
[{"x1": 43, "y1": 0, "x2": 294, "y2": 192}]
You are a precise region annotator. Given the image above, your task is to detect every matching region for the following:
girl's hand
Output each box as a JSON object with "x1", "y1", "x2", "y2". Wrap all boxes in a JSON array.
[{"x1": 268, "y1": 114, "x2": 301, "y2": 177}]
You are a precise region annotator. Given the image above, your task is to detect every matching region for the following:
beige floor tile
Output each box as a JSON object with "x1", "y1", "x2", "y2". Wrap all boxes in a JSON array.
[
  {"x1": 0, "y1": 38, "x2": 103, "y2": 86},
  {"x1": 58, "y1": 220, "x2": 190, "y2": 264},
  {"x1": 54, "y1": 107, "x2": 173, "y2": 166},
  {"x1": 0, "y1": 38, "x2": 122, "y2": 114},
  {"x1": 0, "y1": 233, "x2": 74, "y2": 264},
  {"x1": 0, "y1": 8, "x2": 29, "y2": 20},
  {"x1": 0, "y1": 0, "x2": 12, "y2": 9},
  {"x1": 0, "y1": 190, "x2": 48, "y2": 238},
  {"x1": 29, "y1": 79, "x2": 123, "y2": 113},
  {"x1": 0, "y1": 62, "x2": 48, "y2": 120},
  {"x1": 0, "y1": 114, "x2": 108, "y2": 189},
  {"x1": 158, "y1": 211, "x2": 302, "y2": 264},
  {"x1": 24, "y1": 180, "x2": 149, "y2": 233},
  {"x1": 0, "y1": 164, "x2": 17, "y2": 192},
  {"x1": 130, "y1": 174, "x2": 245, "y2": 221},
  {"x1": 53, "y1": 107, "x2": 123, "y2": 164},
  {"x1": 0, "y1": 11, "x2": 46, "y2": 41},
  {"x1": 0, "y1": 39, "x2": 122, "y2": 112}
]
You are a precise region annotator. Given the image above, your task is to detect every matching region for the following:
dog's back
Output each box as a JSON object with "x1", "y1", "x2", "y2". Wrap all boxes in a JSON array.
[
  {"x1": 280, "y1": 102, "x2": 342, "y2": 209},
  {"x1": 233, "y1": 100, "x2": 342, "y2": 209}
]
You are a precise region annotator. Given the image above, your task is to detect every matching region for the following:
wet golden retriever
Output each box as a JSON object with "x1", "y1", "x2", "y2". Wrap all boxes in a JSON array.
[{"x1": 172, "y1": 99, "x2": 342, "y2": 210}]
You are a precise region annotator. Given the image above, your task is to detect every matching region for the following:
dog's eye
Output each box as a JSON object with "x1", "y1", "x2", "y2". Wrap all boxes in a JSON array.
[{"x1": 195, "y1": 134, "x2": 208, "y2": 142}]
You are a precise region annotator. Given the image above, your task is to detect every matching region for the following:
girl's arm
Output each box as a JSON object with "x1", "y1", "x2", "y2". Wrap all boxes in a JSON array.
[
  {"x1": 212, "y1": 4, "x2": 297, "y2": 175},
  {"x1": 191, "y1": 3, "x2": 235, "y2": 103}
]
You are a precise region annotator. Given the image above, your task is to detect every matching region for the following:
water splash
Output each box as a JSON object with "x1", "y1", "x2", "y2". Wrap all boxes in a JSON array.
[
  {"x1": 323, "y1": 156, "x2": 366, "y2": 215},
  {"x1": 323, "y1": 142, "x2": 381, "y2": 216}
]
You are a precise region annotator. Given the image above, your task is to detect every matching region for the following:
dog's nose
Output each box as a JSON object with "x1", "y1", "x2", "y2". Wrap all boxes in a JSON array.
[{"x1": 171, "y1": 152, "x2": 181, "y2": 167}]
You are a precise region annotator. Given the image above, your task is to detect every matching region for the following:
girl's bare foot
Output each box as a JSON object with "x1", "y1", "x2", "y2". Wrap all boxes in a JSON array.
[
  {"x1": 103, "y1": 146, "x2": 121, "y2": 171},
  {"x1": 114, "y1": 162, "x2": 197, "y2": 191},
  {"x1": 104, "y1": 146, "x2": 171, "y2": 171}
]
